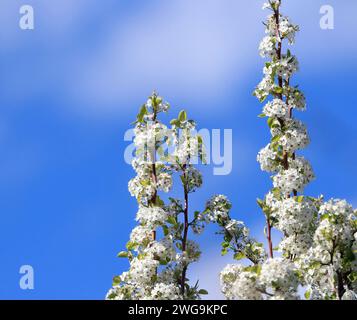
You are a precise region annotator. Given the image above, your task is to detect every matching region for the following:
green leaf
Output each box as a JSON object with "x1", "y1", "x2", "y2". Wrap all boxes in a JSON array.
[
  {"x1": 167, "y1": 215, "x2": 177, "y2": 225},
  {"x1": 162, "y1": 225, "x2": 169, "y2": 236},
  {"x1": 267, "y1": 117, "x2": 274, "y2": 128},
  {"x1": 272, "y1": 187, "x2": 281, "y2": 197},
  {"x1": 222, "y1": 241, "x2": 230, "y2": 248},
  {"x1": 198, "y1": 289, "x2": 208, "y2": 295},
  {"x1": 180, "y1": 175, "x2": 186, "y2": 186},
  {"x1": 155, "y1": 196, "x2": 164, "y2": 207},
  {"x1": 126, "y1": 241, "x2": 137, "y2": 251},
  {"x1": 117, "y1": 251, "x2": 128, "y2": 258},
  {"x1": 347, "y1": 271, "x2": 357, "y2": 283},
  {"x1": 274, "y1": 87, "x2": 283, "y2": 94},
  {"x1": 244, "y1": 265, "x2": 262, "y2": 275},
  {"x1": 155, "y1": 96, "x2": 163, "y2": 105},
  {"x1": 159, "y1": 260, "x2": 168, "y2": 266},
  {"x1": 194, "y1": 211, "x2": 200, "y2": 219},
  {"x1": 260, "y1": 96, "x2": 267, "y2": 103},
  {"x1": 296, "y1": 195, "x2": 304, "y2": 203},
  {"x1": 304, "y1": 290, "x2": 311, "y2": 300},
  {"x1": 113, "y1": 276, "x2": 121, "y2": 286},
  {"x1": 137, "y1": 104, "x2": 147, "y2": 123},
  {"x1": 271, "y1": 135, "x2": 281, "y2": 143},
  {"x1": 257, "y1": 198, "x2": 265, "y2": 209},
  {"x1": 258, "y1": 113, "x2": 266, "y2": 118},
  {"x1": 233, "y1": 252, "x2": 246, "y2": 261},
  {"x1": 178, "y1": 110, "x2": 187, "y2": 122},
  {"x1": 170, "y1": 119, "x2": 180, "y2": 127},
  {"x1": 140, "y1": 180, "x2": 150, "y2": 187},
  {"x1": 344, "y1": 247, "x2": 355, "y2": 262},
  {"x1": 320, "y1": 213, "x2": 330, "y2": 221}
]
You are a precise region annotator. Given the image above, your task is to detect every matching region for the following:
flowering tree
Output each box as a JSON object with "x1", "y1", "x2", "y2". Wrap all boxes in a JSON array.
[
  {"x1": 107, "y1": 92, "x2": 213, "y2": 300},
  {"x1": 218, "y1": 0, "x2": 357, "y2": 300}
]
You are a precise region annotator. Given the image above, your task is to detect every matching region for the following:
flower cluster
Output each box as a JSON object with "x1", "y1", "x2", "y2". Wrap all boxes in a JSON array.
[
  {"x1": 272, "y1": 197, "x2": 317, "y2": 234},
  {"x1": 206, "y1": 195, "x2": 265, "y2": 265},
  {"x1": 150, "y1": 283, "x2": 182, "y2": 300},
  {"x1": 259, "y1": 36, "x2": 277, "y2": 59},
  {"x1": 300, "y1": 199, "x2": 357, "y2": 299},
  {"x1": 107, "y1": 93, "x2": 211, "y2": 300},
  {"x1": 263, "y1": 99, "x2": 289, "y2": 118},
  {"x1": 220, "y1": 258, "x2": 299, "y2": 300},
  {"x1": 220, "y1": 0, "x2": 356, "y2": 301},
  {"x1": 257, "y1": 144, "x2": 279, "y2": 172},
  {"x1": 136, "y1": 206, "x2": 168, "y2": 229},
  {"x1": 205, "y1": 195, "x2": 232, "y2": 222}
]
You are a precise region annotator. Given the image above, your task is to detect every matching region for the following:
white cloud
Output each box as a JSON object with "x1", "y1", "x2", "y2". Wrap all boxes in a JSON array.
[
  {"x1": 66, "y1": 0, "x2": 357, "y2": 116},
  {"x1": 1, "y1": 0, "x2": 357, "y2": 117},
  {"x1": 67, "y1": 0, "x2": 261, "y2": 115}
]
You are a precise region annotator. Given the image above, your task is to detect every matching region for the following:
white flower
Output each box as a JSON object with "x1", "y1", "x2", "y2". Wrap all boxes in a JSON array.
[
  {"x1": 288, "y1": 156, "x2": 315, "y2": 186},
  {"x1": 106, "y1": 283, "x2": 138, "y2": 300},
  {"x1": 134, "y1": 122, "x2": 170, "y2": 159},
  {"x1": 265, "y1": 191, "x2": 280, "y2": 211},
  {"x1": 263, "y1": 99, "x2": 289, "y2": 118},
  {"x1": 289, "y1": 89, "x2": 306, "y2": 111},
  {"x1": 157, "y1": 172, "x2": 173, "y2": 192},
  {"x1": 233, "y1": 271, "x2": 262, "y2": 300},
  {"x1": 254, "y1": 76, "x2": 275, "y2": 101},
  {"x1": 265, "y1": 12, "x2": 297, "y2": 43},
  {"x1": 145, "y1": 237, "x2": 176, "y2": 262},
  {"x1": 319, "y1": 199, "x2": 354, "y2": 221},
  {"x1": 257, "y1": 144, "x2": 279, "y2": 172},
  {"x1": 273, "y1": 167, "x2": 307, "y2": 194},
  {"x1": 298, "y1": 199, "x2": 356, "y2": 299},
  {"x1": 342, "y1": 290, "x2": 357, "y2": 300},
  {"x1": 146, "y1": 94, "x2": 170, "y2": 113},
  {"x1": 129, "y1": 257, "x2": 159, "y2": 285},
  {"x1": 173, "y1": 125, "x2": 200, "y2": 165},
  {"x1": 205, "y1": 195, "x2": 232, "y2": 222},
  {"x1": 275, "y1": 55, "x2": 299, "y2": 78},
  {"x1": 278, "y1": 234, "x2": 313, "y2": 256},
  {"x1": 279, "y1": 119, "x2": 310, "y2": 153},
  {"x1": 185, "y1": 240, "x2": 201, "y2": 262},
  {"x1": 130, "y1": 225, "x2": 153, "y2": 245},
  {"x1": 136, "y1": 206, "x2": 168, "y2": 229},
  {"x1": 176, "y1": 240, "x2": 201, "y2": 265},
  {"x1": 220, "y1": 264, "x2": 245, "y2": 300},
  {"x1": 273, "y1": 197, "x2": 317, "y2": 234},
  {"x1": 259, "y1": 258, "x2": 299, "y2": 298},
  {"x1": 150, "y1": 283, "x2": 182, "y2": 300},
  {"x1": 128, "y1": 176, "x2": 156, "y2": 205},
  {"x1": 259, "y1": 36, "x2": 277, "y2": 58},
  {"x1": 279, "y1": 16, "x2": 299, "y2": 44},
  {"x1": 221, "y1": 265, "x2": 263, "y2": 300},
  {"x1": 185, "y1": 166, "x2": 203, "y2": 192},
  {"x1": 225, "y1": 219, "x2": 247, "y2": 237}
]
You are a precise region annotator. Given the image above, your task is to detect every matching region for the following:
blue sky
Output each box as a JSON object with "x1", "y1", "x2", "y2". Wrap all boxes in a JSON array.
[{"x1": 0, "y1": 0, "x2": 356, "y2": 299}]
